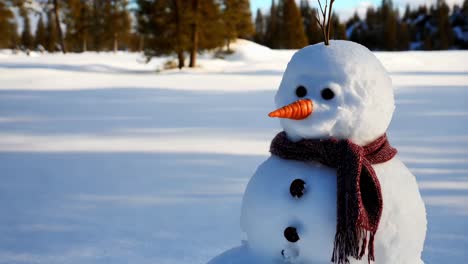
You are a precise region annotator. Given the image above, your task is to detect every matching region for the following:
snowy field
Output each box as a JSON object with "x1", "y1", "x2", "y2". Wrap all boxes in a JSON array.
[{"x1": 0, "y1": 40, "x2": 467, "y2": 263}]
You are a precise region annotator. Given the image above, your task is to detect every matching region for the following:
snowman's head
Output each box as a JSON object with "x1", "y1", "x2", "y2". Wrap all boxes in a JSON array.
[{"x1": 270, "y1": 40, "x2": 394, "y2": 146}]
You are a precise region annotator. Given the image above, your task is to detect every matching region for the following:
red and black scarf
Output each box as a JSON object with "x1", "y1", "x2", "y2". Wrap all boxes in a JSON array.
[{"x1": 270, "y1": 132, "x2": 397, "y2": 264}]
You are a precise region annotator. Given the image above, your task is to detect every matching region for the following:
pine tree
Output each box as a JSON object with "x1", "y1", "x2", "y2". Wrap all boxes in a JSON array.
[
  {"x1": 236, "y1": 0, "x2": 255, "y2": 39},
  {"x1": 418, "y1": 5, "x2": 429, "y2": 16},
  {"x1": 136, "y1": 0, "x2": 191, "y2": 68},
  {"x1": 79, "y1": 1, "x2": 91, "y2": 52},
  {"x1": 0, "y1": 1, "x2": 13, "y2": 30},
  {"x1": 397, "y1": 22, "x2": 410, "y2": 50},
  {"x1": 299, "y1": 0, "x2": 310, "y2": 17},
  {"x1": 347, "y1": 12, "x2": 363, "y2": 44},
  {"x1": 105, "y1": 0, "x2": 131, "y2": 52},
  {"x1": 0, "y1": 1, "x2": 17, "y2": 49},
  {"x1": 424, "y1": 30, "x2": 433, "y2": 50},
  {"x1": 363, "y1": 7, "x2": 379, "y2": 49},
  {"x1": 10, "y1": 23, "x2": 19, "y2": 49},
  {"x1": 126, "y1": 33, "x2": 143, "y2": 52},
  {"x1": 329, "y1": 13, "x2": 346, "y2": 40},
  {"x1": 90, "y1": 0, "x2": 107, "y2": 51},
  {"x1": 435, "y1": 0, "x2": 453, "y2": 49},
  {"x1": 275, "y1": 0, "x2": 285, "y2": 47},
  {"x1": 193, "y1": 0, "x2": 224, "y2": 65},
  {"x1": 403, "y1": 4, "x2": 411, "y2": 21},
  {"x1": 346, "y1": 11, "x2": 360, "y2": 28},
  {"x1": 86, "y1": 0, "x2": 131, "y2": 52},
  {"x1": 35, "y1": 14, "x2": 46, "y2": 50},
  {"x1": 65, "y1": 0, "x2": 92, "y2": 52},
  {"x1": 411, "y1": 4, "x2": 429, "y2": 45},
  {"x1": 349, "y1": 26, "x2": 362, "y2": 44},
  {"x1": 299, "y1": 0, "x2": 311, "y2": 41},
  {"x1": 381, "y1": 0, "x2": 397, "y2": 50},
  {"x1": 264, "y1": 0, "x2": 280, "y2": 48},
  {"x1": 197, "y1": 0, "x2": 224, "y2": 50},
  {"x1": 171, "y1": 0, "x2": 188, "y2": 68},
  {"x1": 20, "y1": 8, "x2": 33, "y2": 50},
  {"x1": 189, "y1": 0, "x2": 200, "y2": 67},
  {"x1": 222, "y1": 0, "x2": 255, "y2": 51},
  {"x1": 254, "y1": 9, "x2": 265, "y2": 44},
  {"x1": 45, "y1": 10, "x2": 58, "y2": 52},
  {"x1": 299, "y1": 0, "x2": 321, "y2": 45},
  {"x1": 53, "y1": 0, "x2": 66, "y2": 53},
  {"x1": 222, "y1": 0, "x2": 238, "y2": 49},
  {"x1": 307, "y1": 8, "x2": 323, "y2": 44},
  {"x1": 384, "y1": 12, "x2": 397, "y2": 50},
  {"x1": 281, "y1": 0, "x2": 307, "y2": 49}
]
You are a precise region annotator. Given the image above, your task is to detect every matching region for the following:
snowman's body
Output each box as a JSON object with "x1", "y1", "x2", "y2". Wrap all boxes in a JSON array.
[
  {"x1": 240, "y1": 155, "x2": 426, "y2": 264},
  {"x1": 208, "y1": 41, "x2": 427, "y2": 264}
]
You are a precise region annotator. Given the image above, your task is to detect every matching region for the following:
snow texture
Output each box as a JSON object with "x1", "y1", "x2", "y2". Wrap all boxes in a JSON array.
[{"x1": 0, "y1": 40, "x2": 467, "y2": 264}]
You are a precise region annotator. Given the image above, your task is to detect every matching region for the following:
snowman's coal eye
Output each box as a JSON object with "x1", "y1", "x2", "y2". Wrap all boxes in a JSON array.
[
  {"x1": 295, "y1": 86, "x2": 307, "y2": 98},
  {"x1": 321, "y1": 88, "x2": 335, "y2": 100}
]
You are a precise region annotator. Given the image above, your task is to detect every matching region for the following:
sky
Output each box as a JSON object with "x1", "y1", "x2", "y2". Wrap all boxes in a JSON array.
[{"x1": 251, "y1": 0, "x2": 466, "y2": 20}]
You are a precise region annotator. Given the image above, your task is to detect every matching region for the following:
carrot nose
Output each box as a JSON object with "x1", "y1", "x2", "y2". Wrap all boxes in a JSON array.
[{"x1": 268, "y1": 99, "x2": 313, "y2": 120}]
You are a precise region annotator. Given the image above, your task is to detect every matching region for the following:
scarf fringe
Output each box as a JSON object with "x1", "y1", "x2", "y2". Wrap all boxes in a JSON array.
[
  {"x1": 331, "y1": 227, "x2": 376, "y2": 264},
  {"x1": 368, "y1": 233, "x2": 376, "y2": 263}
]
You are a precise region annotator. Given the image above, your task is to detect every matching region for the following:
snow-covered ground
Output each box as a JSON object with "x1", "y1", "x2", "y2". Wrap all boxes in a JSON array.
[{"x1": 0, "y1": 40, "x2": 467, "y2": 263}]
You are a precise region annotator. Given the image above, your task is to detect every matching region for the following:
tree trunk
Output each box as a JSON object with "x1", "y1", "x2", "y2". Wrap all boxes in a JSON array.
[
  {"x1": 82, "y1": 35, "x2": 87, "y2": 52},
  {"x1": 227, "y1": 39, "x2": 231, "y2": 52},
  {"x1": 174, "y1": 0, "x2": 184, "y2": 69},
  {"x1": 53, "y1": 0, "x2": 66, "y2": 53},
  {"x1": 114, "y1": 33, "x2": 118, "y2": 53},
  {"x1": 189, "y1": 0, "x2": 200, "y2": 68},
  {"x1": 139, "y1": 35, "x2": 144, "y2": 52},
  {"x1": 177, "y1": 51, "x2": 185, "y2": 69}
]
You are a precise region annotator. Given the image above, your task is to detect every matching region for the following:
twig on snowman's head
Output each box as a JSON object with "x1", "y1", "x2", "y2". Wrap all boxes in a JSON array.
[
  {"x1": 327, "y1": 0, "x2": 335, "y2": 44},
  {"x1": 315, "y1": 0, "x2": 335, "y2": 46},
  {"x1": 315, "y1": 0, "x2": 326, "y2": 45},
  {"x1": 317, "y1": 0, "x2": 325, "y2": 15},
  {"x1": 314, "y1": 16, "x2": 325, "y2": 38}
]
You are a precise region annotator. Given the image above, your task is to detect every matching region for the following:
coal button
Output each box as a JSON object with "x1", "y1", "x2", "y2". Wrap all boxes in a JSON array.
[
  {"x1": 290, "y1": 179, "x2": 306, "y2": 198},
  {"x1": 284, "y1": 226, "x2": 299, "y2": 243}
]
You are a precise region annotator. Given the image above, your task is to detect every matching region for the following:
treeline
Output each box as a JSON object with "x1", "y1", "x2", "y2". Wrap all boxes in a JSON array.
[
  {"x1": 254, "y1": 0, "x2": 345, "y2": 49},
  {"x1": 135, "y1": 0, "x2": 253, "y2": 68},
  {"x1": 347, "y1": 0, "x2": 468, "y2": 50},
  {"x1": 0, "y1": 0, "x2": 132, "y2": 53},
  {"x1": 1, "y1": 0, "x2": 468, "y2": 65},
  {"x1": 0, "y1": 0, "x2": 254, "y2": 69},
  {"x1": 255, "y1": 0, "x2": 468, "y2": 50}
]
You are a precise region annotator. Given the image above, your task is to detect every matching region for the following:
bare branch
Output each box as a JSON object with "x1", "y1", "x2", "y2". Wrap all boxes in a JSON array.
[
  {"x1": 324, "y1": 2, "x2": 327, "y2": 20},
  {"x1": 315, "y1": 13, "x2": 324, "y2": 32},
  {"x1": 323, "y1": 3, "x2": 328, "y2": 44},
  {"x1": 315, "y1": 0, "x2": 334, "y2": 45},
  {"x1": 326, "y1": 0, "x2": 335, "y2": 45},
  {"x1": 317, "y1": 0, "x2": 324, "y2": 15}
]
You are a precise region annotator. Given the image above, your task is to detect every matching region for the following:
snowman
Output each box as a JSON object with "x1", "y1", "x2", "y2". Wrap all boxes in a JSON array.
[{"x1": 208, "y1": 6, "x2": 426, "y2": 264}]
